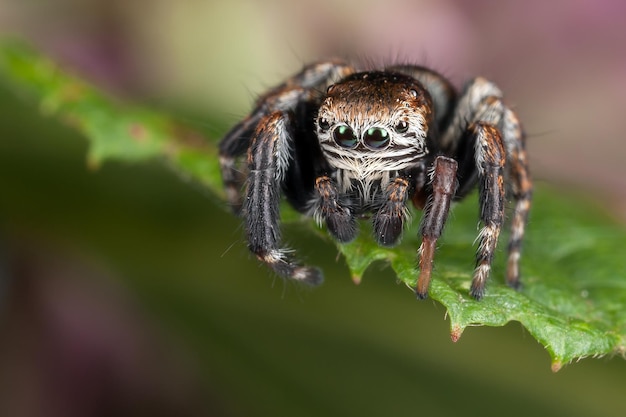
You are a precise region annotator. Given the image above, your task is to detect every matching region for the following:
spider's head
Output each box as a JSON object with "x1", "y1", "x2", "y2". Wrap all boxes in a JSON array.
[{"x1": 316, "y1": 71, "x2": 433, "y2": 176}]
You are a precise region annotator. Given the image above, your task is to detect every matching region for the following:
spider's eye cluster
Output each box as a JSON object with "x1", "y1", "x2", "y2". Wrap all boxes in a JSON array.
[{"x1": 331, "y1": 125, "x2": 392, "y2": 150}]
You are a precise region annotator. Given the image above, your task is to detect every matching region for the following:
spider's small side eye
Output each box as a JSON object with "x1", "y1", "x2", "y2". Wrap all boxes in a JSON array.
[
  {"x1": 363, "y1": 127, "x2": 390, "y2": 150},
  {"x1": 333, "y1": 125, "x2": 358, "y2": 148},
  {"x1": 394, "y1": 120, "x2": 409, "y2": 133},
  {"x1": 318, "y1": 117, "x2": 331, "y2": 132},
  {"x1": 409, "y1": 89, "x2": 419, "y2": 99}
]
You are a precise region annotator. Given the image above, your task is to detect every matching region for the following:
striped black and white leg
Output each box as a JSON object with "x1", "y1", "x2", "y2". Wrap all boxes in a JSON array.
[
  {"x1": 245, "y1": 111, "x2": 322, "y2": 285},
  {"x1": 470, "y1": 121, "x2": 506, "y2": 300},
  {"x1": 219, "y1": 111, "x2": 265, "y2": 213},
  {"x1": 442, "y1": 77, "x2": 531, "y2": 299},
  {"x1": 501, "y1": 109, "x2": 533, "y2": 289}
]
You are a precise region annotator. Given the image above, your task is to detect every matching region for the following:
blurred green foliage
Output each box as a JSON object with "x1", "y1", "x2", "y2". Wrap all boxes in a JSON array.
[{"x1": 2, "y1": 40, "x2": 626, "y2": 416}]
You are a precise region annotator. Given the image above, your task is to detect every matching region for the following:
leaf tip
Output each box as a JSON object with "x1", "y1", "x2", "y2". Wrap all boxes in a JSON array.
[
  {"x1": 551, "y1": 361, "x2": 563, "y2": 373},
  {"x1": 450, "y1": 325, "x2": 464, "y2": 343},
  {"x1": 351, "y1": 274, "x2": 362, "y2": 285}
]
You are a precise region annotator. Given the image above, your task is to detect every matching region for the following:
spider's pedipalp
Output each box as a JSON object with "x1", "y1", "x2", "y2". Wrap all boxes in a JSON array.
[
  {"x1": 373, "y1": 176, "x2": 413, "y2": 247},
  {"x1": 311, "y1": 175, "x2": 357, "y2": 243}
]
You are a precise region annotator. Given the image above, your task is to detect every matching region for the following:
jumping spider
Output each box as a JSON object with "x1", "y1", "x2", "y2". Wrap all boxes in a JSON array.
[{"x1": 219, "y1": 60, "x2": 532, "y2": 300}]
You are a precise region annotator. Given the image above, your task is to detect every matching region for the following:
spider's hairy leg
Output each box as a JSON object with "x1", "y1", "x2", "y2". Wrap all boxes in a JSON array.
[
  {"x1": 470, "y1": 121, "x2": 507, "y2": 300},
  {"x1": 219, "y1": 111, "x2": 265, "y2": 213},
  {"x1": 282, "y1": 59, "x2": 355, "y2": 90},
  {"x1": 312, "y1": 175, "x2": 357, "y2": 243},
  {"x1": 444, "y1": 77, "x2": 531, "y2": 298},
  {"x1": 245, "y1": 111, "x2": 322, "y2": 285},
  {"x1": 441, "y1": 77, "x2": 504, "y2": 155},
  {"x1": 416, "y1": 157, "x2": 458, "y2": 299},
  {"x1": 219, "y1": 59, "x2": 355, "y2": 213},
  {"x1": 373, "y1": 176, "x2": 413, "y2": 246},
  {"x1": 502, "y1": 109, "x2": 533, "y2": 289}
]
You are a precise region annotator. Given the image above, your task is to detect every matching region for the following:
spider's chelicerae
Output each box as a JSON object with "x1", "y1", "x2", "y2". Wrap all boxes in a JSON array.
[{"x1": 219, "y1": 60, "x2": 532, "y2": 300}]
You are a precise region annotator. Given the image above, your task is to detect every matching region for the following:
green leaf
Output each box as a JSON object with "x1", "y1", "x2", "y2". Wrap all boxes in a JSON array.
[
  {"x1": 1, "y1": 40, "x2": 625, "y2": 369},
  {"x1": 0, "y1": 39, "x2": 222, "y2": 194},
  {"x1": 339, "y1": 192, "x2": 626, "y2": 370}
]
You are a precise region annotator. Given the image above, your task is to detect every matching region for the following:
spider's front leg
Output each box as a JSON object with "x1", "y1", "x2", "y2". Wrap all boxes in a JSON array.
[
  {"x1": 245, "y1": 111, "x2": 322, "y2": 285},
  {"x1": 416, "y1": 157, "x2": 458, "y2": 299}
]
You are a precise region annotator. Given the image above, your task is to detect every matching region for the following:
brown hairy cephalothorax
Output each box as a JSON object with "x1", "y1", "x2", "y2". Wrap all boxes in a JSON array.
[{"x1": 219, "y1": 60, "x2": 532, "y2": 300}]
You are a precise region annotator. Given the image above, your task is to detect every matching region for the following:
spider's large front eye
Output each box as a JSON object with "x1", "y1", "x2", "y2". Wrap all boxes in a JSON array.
[
  {"x1": 363, "y1": 127, "x2": 390, "y2": 150},
  {"x1": 333, "y1": 125, "x2": 358, "y2": 148}
]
